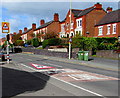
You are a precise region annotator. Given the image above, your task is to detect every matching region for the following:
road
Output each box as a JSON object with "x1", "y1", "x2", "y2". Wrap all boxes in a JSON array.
[{"x1": 1, "y1": 53, "x2": 119, "y2": 97}]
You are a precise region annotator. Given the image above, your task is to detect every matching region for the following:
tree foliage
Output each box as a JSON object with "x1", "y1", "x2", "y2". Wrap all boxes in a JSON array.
[
  {"x1": 43, "y1": 32, "x2": 58, "y2": 40},
  {"x1": 42, "y1": 38, "x2": 62, "y2": 48},
  {"x1": 32, "y1": 38, "x2": 39, "y2": 47}
]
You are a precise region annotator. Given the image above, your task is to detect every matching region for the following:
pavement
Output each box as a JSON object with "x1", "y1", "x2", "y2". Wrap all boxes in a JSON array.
[{"x1": 25, "y1": 53, "x2": 119, "y2": 72}]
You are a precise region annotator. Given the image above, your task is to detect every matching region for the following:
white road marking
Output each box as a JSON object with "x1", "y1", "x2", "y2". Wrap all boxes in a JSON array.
[
  {"x1": 19, "y1": 63, "x2": 105, "y2": 97},
  {"x1": 51, "y1": 76, "x2": 106, "y2": 97},
  {"x1": 43, "y1": 62, "x2": 62, "y2": 68}
]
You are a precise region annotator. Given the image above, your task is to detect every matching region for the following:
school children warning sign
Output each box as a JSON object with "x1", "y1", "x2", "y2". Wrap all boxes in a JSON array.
[{"x1": 2, "y1": 22, "x2": 10, "y2": 33}]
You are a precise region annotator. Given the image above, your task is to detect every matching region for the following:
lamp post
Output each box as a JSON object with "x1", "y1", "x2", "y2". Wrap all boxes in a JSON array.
[{"x1": 86, "y1": 31, "x2": 89, "y2": 37}]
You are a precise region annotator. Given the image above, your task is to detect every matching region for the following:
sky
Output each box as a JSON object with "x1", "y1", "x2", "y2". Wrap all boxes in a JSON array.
[{"x1": 0, "y1": 0, "x2": 119, "y2": 38}]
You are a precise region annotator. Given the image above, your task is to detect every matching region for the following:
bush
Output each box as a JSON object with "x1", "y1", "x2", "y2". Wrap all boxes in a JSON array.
[
  {"x1": 32, "y1": 38, "x2": 39, "y2": 47},
  {"x1": 26, "y1": 40, "x2": 32, "y2": 45},
  {"x1": 42, "y1": 38, "x2": 62, "y2": 48},
  {"x1": 96, "y1": 37, "x2": 118, "y2": 50},
  {"x1": 13, "y1": 40, "x2": 24, "y2": 46},
  {"x1": 72, "y1": 37, "x2": 97, "y2": 51}
]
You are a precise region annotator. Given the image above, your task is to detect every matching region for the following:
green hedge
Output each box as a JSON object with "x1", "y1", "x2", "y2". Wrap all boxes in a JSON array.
[{"x1": 42, "y1": 38, "x2": 62, "y2": 48}]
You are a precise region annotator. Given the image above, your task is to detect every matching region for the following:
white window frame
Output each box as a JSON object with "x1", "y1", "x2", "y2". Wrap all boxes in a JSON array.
[
  {"x1": 107, "y1": 24, "x2": 111, "y2": 35},
  {"x1": 71, "y1": 22, "x2": 74, "y2": 29},
  {"x1": 98, "y1": 26, "x2": 103, "y2": 36},
  {"x1": 112, "y1": 24, "x2": 116, "y2": 34},
  {"x1": 76, "y1": 18, "x2": 82, "y2": 28}
]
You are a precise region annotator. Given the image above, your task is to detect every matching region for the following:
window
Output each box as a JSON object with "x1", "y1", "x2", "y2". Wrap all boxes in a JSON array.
[
  {"x1": 107, "y1": 25, "x2": 111, "y2": 35},
  {"x1": 76, "y1": 18, "x2": 82, "y2": 28},
  {"x1": 80, "y1": 20, "x2": 82, "y2": 26},
  {"x1": 112, "y1": 24, "x2": 116, "y2": 34},
  {"x1": 71, "y1": 22, "x2": 74, "y2": 29},
  {"x1": 98, "y1": 26, "x2": 103, "y2": 36}
]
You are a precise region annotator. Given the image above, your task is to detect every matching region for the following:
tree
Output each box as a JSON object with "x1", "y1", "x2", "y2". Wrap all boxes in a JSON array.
[
  {"x1": 43, "y1": 32, "x2": 58, "y2": 40},
  {"x1": 12, "y1": 34, "x2": 22, "y2": 46},
  {"x1": 72, "y1": 36, "x2": 97, "y2": 51}
]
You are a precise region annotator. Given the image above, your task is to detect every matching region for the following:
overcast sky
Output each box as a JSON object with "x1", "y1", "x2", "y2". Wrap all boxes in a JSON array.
[{"x1": 0, "y1": 0, "x2": 119, "y2": 38}]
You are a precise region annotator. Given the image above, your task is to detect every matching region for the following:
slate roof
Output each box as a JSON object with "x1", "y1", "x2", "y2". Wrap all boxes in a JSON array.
[
  {"x1": 35, "y1": 21, "x2": 53, "y2": 30},
  {"x1": 60, "y1": 7, "x2": 95, "y2": 22},
  {"x1": 71, "y1": 9, "x2": 82, "y2": 17},
  {"x1": 77, "y1": 7, "x2": 94, "y2": 17},
  {"x1": 96, "y1": 9, "x2": 120, "y2": 26},
  {"x1": 72, "y1": 7, "x2": 95, "y2": 17}
]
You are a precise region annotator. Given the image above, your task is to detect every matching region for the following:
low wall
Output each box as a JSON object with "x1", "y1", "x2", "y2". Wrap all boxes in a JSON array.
[
  {"x1": 22, "y1": 48, "x2": 78, "y2": 59},
  {"x1": 96, "y1": 50, "x2": 119, "y2": 59}
]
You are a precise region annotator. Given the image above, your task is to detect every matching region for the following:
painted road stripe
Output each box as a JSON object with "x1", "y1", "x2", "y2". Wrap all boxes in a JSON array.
[
  {"x1": 43, "y1": 62, "x2": 63, "y2": 68},
  {"x1": 19, "y1": 63, "x2": 106, "y2": 97},
  {"x1": 30, "y1": 63, "x2": 55, "y2": 69},
  {"x1": 51, "y1": 76, "x2": 106, "y2": 97}
]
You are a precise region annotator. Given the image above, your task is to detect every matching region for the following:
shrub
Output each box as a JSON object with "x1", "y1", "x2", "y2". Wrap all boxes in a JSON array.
[
  {"x1": 42, "y1": 38, "x2": 62, "y2": 48},
  {"x1": 72, "y1": 37, "x2": 97, "y2": 51},
  {"x1": 15, "y1": 40, "x2": 24, "y2": 46},
  {"x1": 26, "y1": 40, "x2": 32, "y2": 45},
  {"x1": 32, "y1": 38, "x2": 39, "y2": 47}
]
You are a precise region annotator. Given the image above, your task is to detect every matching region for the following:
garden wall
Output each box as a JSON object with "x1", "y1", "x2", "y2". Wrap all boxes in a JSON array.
[{"x1": 96, "y1": 50, "x2": 119, "y2": 59}]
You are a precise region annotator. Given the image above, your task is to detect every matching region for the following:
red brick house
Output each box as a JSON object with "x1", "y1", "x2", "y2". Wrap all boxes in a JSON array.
[
  {"x1": 0, "y1": 37, "x2": 6, "y2": 46},
  {"x1": 94, "y1": 9, "x2": 120, "y2": 38},
  {"x1": 34, "y1": 13, "x2": 60, "y2": 41},
  {"x1": 59, "y1": 3, "x2": 106, "y2": 38},
  {"x1": 21, "y1": 23, "x2": 36, "y2": 42}
]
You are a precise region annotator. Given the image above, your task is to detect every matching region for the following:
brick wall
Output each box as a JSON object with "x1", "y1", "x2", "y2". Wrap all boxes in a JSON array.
[
  {"x1": 86, "y1": 9, "x2": 106, "y2": 37},
  {"x1": 96, "y1": 50, "x2": 119, "y2": 59},
  {"x1": 94, "y1": 22, "x2": 119, "y2": 37}
]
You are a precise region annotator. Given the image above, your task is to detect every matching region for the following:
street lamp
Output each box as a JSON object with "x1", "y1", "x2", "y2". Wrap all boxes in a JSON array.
[
  {"x1": 86, "y1": 31, "x2": 89, "y2": 37},
  {"x1": 118, "y1": 36, "x2": 120, "y2": 43}
]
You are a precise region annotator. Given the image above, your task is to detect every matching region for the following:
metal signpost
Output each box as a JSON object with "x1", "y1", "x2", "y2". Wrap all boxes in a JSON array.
[
  {"x1": 69, "y1": 0, "x2": 72, "y2": 59},
  {"x1": 2, "y1": 22, "x2": 10, "y2": 64}
]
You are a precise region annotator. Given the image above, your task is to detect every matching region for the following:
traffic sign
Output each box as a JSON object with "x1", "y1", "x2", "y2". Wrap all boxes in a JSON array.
[{"x1": 2, "y1": 22, "x2": 10, "y2": 33}]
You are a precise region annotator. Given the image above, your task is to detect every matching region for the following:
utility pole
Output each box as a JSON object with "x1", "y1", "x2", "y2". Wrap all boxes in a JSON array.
[{"x1": 69, "y1": 0, "x2": 72, "y2": 59}]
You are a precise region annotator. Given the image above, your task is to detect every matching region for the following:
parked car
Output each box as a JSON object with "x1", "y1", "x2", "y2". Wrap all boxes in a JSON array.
[{"x1": 0, "y1": 52, "x2": 5, "y2": 61}]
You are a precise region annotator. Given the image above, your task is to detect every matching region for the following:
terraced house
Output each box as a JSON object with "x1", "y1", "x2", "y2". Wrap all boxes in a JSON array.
[
  {"x1": 21, "y1": 23, "x2": 36, "y2": 42},
  {"x1": 94, "y1": 8, "x2": 120, "y2": 38},
  {"x1": 33, "y1": 13, "x2": 60, "y2": 42},
  {"x1": 59, "y1": 3, "x2": 106, "y2": 38}
]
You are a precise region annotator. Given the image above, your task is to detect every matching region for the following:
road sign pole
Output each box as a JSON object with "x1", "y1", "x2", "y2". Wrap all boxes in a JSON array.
[
  {"x1": 69, "y1": 42, "x2": 71, "y2": 59},
  {"x1": 7, "y1": 39, "x2": 10, "y2": 64}
]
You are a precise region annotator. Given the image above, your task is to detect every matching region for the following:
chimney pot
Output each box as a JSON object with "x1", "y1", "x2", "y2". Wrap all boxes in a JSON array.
[
  {"x1": 19, "y1": 30, "x2": 22, "y2": 34},
  {"x1": 32, "y1": 23, "x2": 36, "y2": 30},
  {"x1": 54, "y1": 13, "x2": 59, "y2": 22},
  {"x1": 24, "y1": 27, "x2": 27, "y2": 31},
  {"x1": 94, "y1": 2, "x2": 102, "y2": 10},
  {"x1": 40, "y1": 20, "x2": 45, "y2": 25},
  {"x1": 106, "y1": 7, "x2": 112, "y2": 13}
]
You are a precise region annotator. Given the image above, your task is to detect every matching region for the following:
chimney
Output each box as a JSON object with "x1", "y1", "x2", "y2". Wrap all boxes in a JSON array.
[
  {"x1": 32, "y1": 23, "x2": 36, "y2": 30},
  {"x1": 40, "y1": 19, "x2": 45, "y2": 25},
  {"x1": 19, "y1": 30, "x2": 22, "y2": 34},
  {"x1": 94, "y1": 2, "x2": 102, "y2": 10},
  {"x1": 24, "y1": 27, "x2": 27, "y2": 31},
  {"x1": 13, "y1": 32, "x2": 16, "y2": 35},
  {"x1": 106, "y1": 7, "x2": 113, "y2": 13},
  {"x1": 54, "y1": 13, "x2": 59, "y2": 22}
]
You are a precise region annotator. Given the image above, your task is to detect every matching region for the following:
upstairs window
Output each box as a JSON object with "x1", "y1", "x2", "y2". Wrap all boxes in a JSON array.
[
  {"x1": 107, "y1": 25, "x2": 111, "y2": 35},
  {"x1": 112, "y1": 24, "x2": 116, "y2": 34},
  {"x1": 98, "y1": 26, "x2": 103, "y2": 36},
  {"x1": 76, "y1": 18, "x2": 82, "y2": 28}
]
